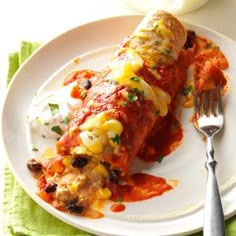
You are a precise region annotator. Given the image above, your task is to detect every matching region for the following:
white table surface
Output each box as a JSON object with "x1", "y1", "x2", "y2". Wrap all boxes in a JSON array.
[{"x1": 1, "y1": 0, "x2": 236, "y2": 234}]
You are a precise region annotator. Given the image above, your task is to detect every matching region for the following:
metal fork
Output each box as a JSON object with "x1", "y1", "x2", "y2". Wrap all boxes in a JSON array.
[{"x1": 194, "y1": 85, "x2": 225, "y2": 236}]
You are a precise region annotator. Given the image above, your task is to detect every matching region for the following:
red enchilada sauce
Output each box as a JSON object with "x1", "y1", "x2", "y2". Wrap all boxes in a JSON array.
[
  {"x1": 30, "y1": 30, "x2": 228, "y2": 216},
  {"x1": 109, "y1": 32, "x2": 228, "y2": 212},
  {"x1": 66, "y1": 31, "x2": 228, "y2": 213}
]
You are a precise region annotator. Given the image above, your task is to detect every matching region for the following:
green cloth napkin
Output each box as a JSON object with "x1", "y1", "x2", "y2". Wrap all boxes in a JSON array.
[
  {"x1": 2, "y1": 41, "x2": 236, "y2": 236},
  {"x1": 3, "y1": 167, "x2": 92, "y2": 236}
]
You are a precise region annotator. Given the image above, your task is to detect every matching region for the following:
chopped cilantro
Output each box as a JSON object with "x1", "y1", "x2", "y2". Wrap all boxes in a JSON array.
[
  {"x1": 154, "y1": 40, "x2": 160, "y2": 45},
  {"x1": 42, "y1": 135, "x2": 46, "y2": 138},
  {"x1": 44, "y1": 122, "x2": 50, "y2": 126},
  {"x1": 163, "y1": 48, "x2": 172, "y2": 56},
  {"x1": 36, "y1": 117, "x2": 43, "y2": 125},
  {"x1": 205, "y1": 43, "x2": 212, "y2": 49},
  {"x1": 122, "y1": 101, "x2": 129, "y2": 107},
  {"x1": 153, "y1": 23, "x2": 159, "y2": 30},
  {"x1": 130, "y1": 76, "x2": 141, "y2": 82},
  {"x1": 32, "y1": 147, "x2": 38, "y2": 152},
  {"x1": 51, "y1": 125, "x2": 64, "y2": 136},
  {"x1": 61, "y1": 116, "x2": 70, "y2": 125},
  {"x1": 48, "y1": 103, "x2": 59, "y2": 116},
  {"x1": 157, "y1": 156, "x2": 164, "y2": 163},
  {"x1": 181, "y1": 85, "x2": 192, "y2": 96},
  {"x1": 88, "y1": 135, "x2": 93, "y2": 140},
  {"x1": 152, "y1": 64, "x2": 157, "y2": 71},
  {"x1": 133, "y1": 88, "x2": 145, "y2": 99},
  {"x1": 127, "y1": 93, "x2": 138, "y2": 103},
  {"x1": 110, "y1": 134, "x2": 120, "y2": 145}
]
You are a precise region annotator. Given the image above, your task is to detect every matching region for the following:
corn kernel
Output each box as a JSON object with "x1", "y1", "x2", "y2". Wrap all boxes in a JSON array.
[
  {"x1": 96, "y1": 188, "x2": 112, "y2": 200},
  {"x1": 80, "y1": 131, "x2": 104, "y2": 154},
  {"x1": 94, "y1": 164, "x2": 109, "y2": 177},
  {"x1": 62, "y1": 155, "x2": 72, "y2": 167},
  {"x1": 102, "y1": 119, "x2": 123, "y2": 134},
  {"x1": 67, "y1": 183, "x2": 78, "y2": 192}
]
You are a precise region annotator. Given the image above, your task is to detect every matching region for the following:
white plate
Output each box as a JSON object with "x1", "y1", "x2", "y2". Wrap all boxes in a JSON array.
[{"x1": 1, "y1": 15, "x2": 236, "y2": 236}]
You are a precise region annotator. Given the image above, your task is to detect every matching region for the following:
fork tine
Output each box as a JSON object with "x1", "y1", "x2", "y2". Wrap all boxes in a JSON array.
[
  {"x1": 209, "y1": 90, "x2": 214, "y2": 116},
  {"x1": 194, "y1": 88, "x2": 199, "y2": 114},
  {"x1": 217, "y1": 85, "x2": 223, "y2": 115},
  {"x1": 202, "y1": 92, "x2": 207, "y2": 115}
]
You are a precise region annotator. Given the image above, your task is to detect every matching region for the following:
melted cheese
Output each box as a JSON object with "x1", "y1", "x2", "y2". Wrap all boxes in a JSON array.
[
  {"x1": 79, "y1": 112, "x2": 123, "y2": 155},
  {"x1": 108, "y1": 48, "x2": 170, "y2": 116}
]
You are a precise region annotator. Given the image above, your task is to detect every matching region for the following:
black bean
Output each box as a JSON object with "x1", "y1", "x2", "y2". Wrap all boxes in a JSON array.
[
  {"x1": 82, "y1": 79, "x2": 92, "y2": 89},
  {"x1": 66, "y1": 202, "x2": 84, "y2": 214},
  {"x1": 45, "y1": 183, "x2": 57, "y2": 193},
  {"x1": 183, "y1": 30, "x2": 196, "y2": 50},
  {"x1": 108, "y1": 169, "x2": 120, "y2": 184},
  {"x1": 27, "y1": 159, "x2": 42, "y2": 172},
  {"x1": 72, "y1": 155, "x2": 89, "y2": 168}
]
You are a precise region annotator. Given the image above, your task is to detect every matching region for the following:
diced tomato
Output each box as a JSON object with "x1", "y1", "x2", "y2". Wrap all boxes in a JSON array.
[
  {"x1": 38, "y1": 190, "x2": 52, "y2": 202},
  {"x1": 42, "y1": 156, "x2": 65, "y2": 175},
  {"x1": 70, "y1": 85, "x2": 87, "y2": 99}
]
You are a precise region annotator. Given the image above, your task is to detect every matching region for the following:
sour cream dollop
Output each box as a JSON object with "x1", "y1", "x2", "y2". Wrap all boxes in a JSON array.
[{"x1": 27, "y1": 82, "x2": 81, "y2": 139}]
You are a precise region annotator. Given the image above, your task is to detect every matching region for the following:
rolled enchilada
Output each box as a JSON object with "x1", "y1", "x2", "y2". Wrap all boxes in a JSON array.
[
  {"x1": 29, "y1": 11, "x2": 188, "y2": 215},
  {"x1": 57, "y1": 10, "x2": 187, "y2": 172}
]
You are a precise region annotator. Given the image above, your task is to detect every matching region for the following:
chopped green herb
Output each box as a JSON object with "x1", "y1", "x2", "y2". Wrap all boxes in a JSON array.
[
  {"x1": 153, "y1": 23, "x2": 159, "y2": 30},
  {"x1": 152, "y1": 64, "x2": 157, "y2": 71},
  {"x1": 163, "y1": 48, "x2": 172, "y2": 56},
  {"x1": 35, "y1": 117, "x2": 43, "y2": 125},
  {"x1": 214, "y1": 46, "x2": 220, "y2": 51},
  {"x1": 42, "y1": 135, "x2": 46, "y2": 138},
  {"x1": 154, "y1": 40, "x2": 160, "y2": 45},
  {"x1": 127, "y1": 93, "x2": 138, "y2": 103},
  {"x1": 61, "y1": 116, "x2": 70, "y2": 125},
  {"x1": 110, "y1": 134, "x2": 120, "y2": 145},
  {"x1": 32, "y1": 148, "x2": 38, "y2": 152},
  {"x1": 130, "y1": 76, "x2": 141, "y2": 82},
  {"x1": 116, "y1": 196, "x2": 123, "y2": 203},
  {"x1": 51, "y1": 125, "x2": 64, "y2": 136},
  {"x1": 88, "y1": 135, "x2": 94, "y2": 140},
  {"x1": 122, "y1": 101, "x2": 129, "y2": 107},
  {"x1": 205, "y1": 43, "x2": 212, "y2": 49},
  {"x1": 181, "y1": 85, "x2": 192, "y2": 96},
  {"x1": 155, "y1": 110, "x2": 160, "y2": 116},
  {"x1": 133, "y1": 88, "x2": 145, "y2": 99},
  {"x1": 157, "y1": 156, "x2": 164, "y2": 163},
  {"x1": 44, "y1": 122, "x2": 50, "y2": 126},
  {"x1": 48, "y1": 103, "x2": 59, "y2": 116}
]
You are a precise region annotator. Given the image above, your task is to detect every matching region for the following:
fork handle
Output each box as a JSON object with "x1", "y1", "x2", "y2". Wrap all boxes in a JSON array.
[{"x1": 204, "y1": 137, "x2": 225, "y2": 236}]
